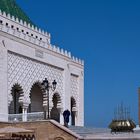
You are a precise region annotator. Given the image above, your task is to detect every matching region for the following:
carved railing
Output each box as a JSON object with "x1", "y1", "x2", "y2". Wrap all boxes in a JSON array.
[{"x1": 8, "y1": 112, "x2": 44, "y2": 122}]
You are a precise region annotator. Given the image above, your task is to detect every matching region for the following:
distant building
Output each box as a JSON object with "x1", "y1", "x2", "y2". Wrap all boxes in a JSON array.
[{"x1": 0, "y1": 0, "x2": 84, "y2": 126}]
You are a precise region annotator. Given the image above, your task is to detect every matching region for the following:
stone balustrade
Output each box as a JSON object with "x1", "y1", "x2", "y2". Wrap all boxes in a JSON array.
[{"x1": 8, "y1": 112, "x2": 44, "y2": 122}]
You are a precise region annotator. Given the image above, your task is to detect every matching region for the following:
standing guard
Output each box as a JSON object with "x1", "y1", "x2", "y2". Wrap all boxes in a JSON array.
[{"x1": 63, "y1": 109, "x2": 70, "y2": 127}]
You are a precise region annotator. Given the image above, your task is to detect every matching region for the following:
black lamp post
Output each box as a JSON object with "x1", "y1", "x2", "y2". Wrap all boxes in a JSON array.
[{"x1": 42, "y1": 78, "x2": 57, "y2": 119}]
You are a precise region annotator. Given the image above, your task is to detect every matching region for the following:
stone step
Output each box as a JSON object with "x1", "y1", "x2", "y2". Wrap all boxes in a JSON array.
[
  {"x1": 69, "y1": 126, "x2": 110, "y2": 137},
  {"x1": 69, "y1": 126, "x2": 140, "y2": 139}
]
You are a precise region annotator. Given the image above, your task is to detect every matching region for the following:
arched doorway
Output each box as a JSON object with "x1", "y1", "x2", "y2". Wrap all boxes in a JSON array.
[
  {"x1": 50, "y1": 93, "x2": 61, "y2": 122},
  {"x1": 29, "y1": 82, "x2": 43, "y2": 112},
  {"x1": 71, "y1": 97, "x2": 76, "y2": 126},
  {"x1": 9, "y1": 84, "x2": 23, "y2": 114}
]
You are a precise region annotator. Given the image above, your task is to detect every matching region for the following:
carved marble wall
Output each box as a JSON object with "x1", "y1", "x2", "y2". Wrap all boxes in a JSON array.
[{"x1": 8, "y1": 51, "x2": 64, "y2": 108}]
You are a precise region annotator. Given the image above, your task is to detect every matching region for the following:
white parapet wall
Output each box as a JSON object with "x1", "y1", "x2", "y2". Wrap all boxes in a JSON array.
[{"x1": 0, "y1": 10, "x2": 84, "y2": 66}]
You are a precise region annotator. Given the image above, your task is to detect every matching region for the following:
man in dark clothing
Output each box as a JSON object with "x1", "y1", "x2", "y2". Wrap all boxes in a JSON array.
[{"x1": 63, "y1": 109, "x2": 70, "y2": 127}]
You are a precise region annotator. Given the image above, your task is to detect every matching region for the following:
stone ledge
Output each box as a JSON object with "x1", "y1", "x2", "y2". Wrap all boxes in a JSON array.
[{"x1": 0, "y1": 120, "x2": 83, "y2": 140}]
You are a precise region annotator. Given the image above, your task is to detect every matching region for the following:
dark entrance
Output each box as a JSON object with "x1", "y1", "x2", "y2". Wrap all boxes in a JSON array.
[
  {"x1": 29, "y1": 82, "x2": 43, "y2": 112},
  {"x1": 50, "y1": 93, "x2": 61, "y2": 122},
  {"x1": 71, "y1": 97, "x2": 76, "y2": 126},
  {"x1": 9, "y1": 84, "x2": 23, "y2": 114}
]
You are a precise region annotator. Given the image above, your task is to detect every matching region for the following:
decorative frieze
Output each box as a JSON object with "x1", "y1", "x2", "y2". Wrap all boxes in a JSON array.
[{"x1": 35, "y1": 49, "x2": 44, "y2": 58}]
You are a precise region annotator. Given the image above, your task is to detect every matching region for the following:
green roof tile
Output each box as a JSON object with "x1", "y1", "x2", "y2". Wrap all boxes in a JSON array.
[{"x1": 0, "y1": 0, "x2": 34, "y2": 25}]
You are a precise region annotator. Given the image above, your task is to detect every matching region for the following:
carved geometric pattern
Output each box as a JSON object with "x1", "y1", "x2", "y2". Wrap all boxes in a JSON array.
[
  {"x1": 8, "y1": 51, "x2": 63, "y2": 106},
  {"x1": 70, "y1": 74, "x2": 79, "y2": 109}
]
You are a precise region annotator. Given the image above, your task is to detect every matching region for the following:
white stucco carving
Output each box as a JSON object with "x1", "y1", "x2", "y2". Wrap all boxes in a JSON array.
[
  {"x1": 8, "y1": 52, "x2": 63, "y2": 107},
  {"x1": 71, "y1": 74, "x2": 79, "y2": 111}
]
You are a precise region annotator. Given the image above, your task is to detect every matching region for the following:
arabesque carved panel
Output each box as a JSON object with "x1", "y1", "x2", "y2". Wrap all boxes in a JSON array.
[{"x1": 8, "y1": 51, "x2": 63, "y2": 105}]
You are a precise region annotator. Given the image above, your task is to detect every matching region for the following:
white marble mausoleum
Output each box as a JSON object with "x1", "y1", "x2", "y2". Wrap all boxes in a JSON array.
[{"x1": 0, "y1": 0, "x2": 84, "y2": 126}]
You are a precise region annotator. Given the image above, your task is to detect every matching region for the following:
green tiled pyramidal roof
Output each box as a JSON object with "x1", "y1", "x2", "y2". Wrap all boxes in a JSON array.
[{"x1": 0, "y1": 0, "x2": 34, "y2": 25}]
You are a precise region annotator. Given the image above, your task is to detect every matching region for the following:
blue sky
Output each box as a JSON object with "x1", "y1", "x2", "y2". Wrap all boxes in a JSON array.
[{"x1": 16, "y1": 0, "x2": 140, "y2": 127}]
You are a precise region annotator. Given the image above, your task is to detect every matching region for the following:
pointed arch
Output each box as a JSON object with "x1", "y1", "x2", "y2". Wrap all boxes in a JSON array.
[
  {"x1": 71, "y1": 96, "x2": 76, "y2": 107},
  {"x1": 29, "y1": 81, "x2": 44, "y2": 113},
  {"x1": 9, "y1": 83, "x2": 24, "y2": 114},
  {"x1": 29, "y1": 81, "x2": 44, "y2": 93},
  {"x1": 52, "y1": 92, "x2": 61, "y2": 107}
]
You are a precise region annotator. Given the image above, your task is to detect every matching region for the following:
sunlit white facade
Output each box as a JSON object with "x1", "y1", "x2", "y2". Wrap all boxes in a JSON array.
[{"x1": 0, "y1": 9, "x2": 84, "y2": 126}]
